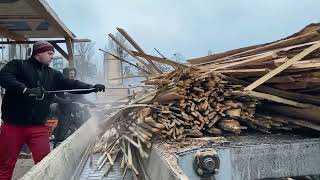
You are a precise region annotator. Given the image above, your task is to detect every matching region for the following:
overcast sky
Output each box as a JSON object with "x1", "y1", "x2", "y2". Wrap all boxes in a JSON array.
[{"x1": 47, "y1": 0, "x2": 320, "y2": 62}]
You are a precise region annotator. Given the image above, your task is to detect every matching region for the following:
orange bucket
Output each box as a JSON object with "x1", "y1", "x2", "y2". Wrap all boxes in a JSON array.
[{"x1": 46, "y1": 119, "x2": 58, "y2": 136}]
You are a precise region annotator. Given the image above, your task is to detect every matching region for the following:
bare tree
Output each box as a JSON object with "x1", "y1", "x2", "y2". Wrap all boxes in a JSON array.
[
  {"x1": 74, "y1": 41, "x2": 97, "y2": 80},
  {"x1": 154, "y1": 61, "x2": 172, "y2": 72},
  {"x1": 171, "y1": 52, "x2": 186, "y2": 62},
  {"x1": 152, "y1": 52, "x2": 186, "y2": 72}
]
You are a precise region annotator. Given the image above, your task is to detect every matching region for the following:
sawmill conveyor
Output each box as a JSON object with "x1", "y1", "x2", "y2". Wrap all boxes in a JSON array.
[{"x1": 19, "y1": 110, "x2": 320, "y2": 180}]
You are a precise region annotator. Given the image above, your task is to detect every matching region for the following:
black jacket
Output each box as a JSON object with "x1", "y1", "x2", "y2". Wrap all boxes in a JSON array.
[{"x1": 0, "y1": 57, "x2": 94, "y2": 125}]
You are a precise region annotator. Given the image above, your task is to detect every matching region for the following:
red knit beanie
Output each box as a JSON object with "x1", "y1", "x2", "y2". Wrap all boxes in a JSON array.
[{"x1": 32, "y1": 41, "x2": 55, "y2": 56}]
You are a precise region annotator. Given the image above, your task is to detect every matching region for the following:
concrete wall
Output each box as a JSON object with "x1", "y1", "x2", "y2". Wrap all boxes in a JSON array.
[{"x1": 104, "y1": 52, "x2": 121, "y2": 85}]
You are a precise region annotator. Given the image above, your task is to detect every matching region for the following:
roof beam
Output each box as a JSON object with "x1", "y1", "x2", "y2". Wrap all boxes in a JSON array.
[
  {"x1": 108, "y1": 33, "x2": 153, "y2": 73},
  {"x1": 0, "y1": 39, "x2": 91, "y2": 44},
  {"x1": 0, "y1": 26, "x2": 26, "y2": 41},
  {"x1": 65, "y1": 37, "x2": 74, "y2": 66},
  {"x1": 0, "y1": 15, "x2": 42, "y2": 19},
  {"x1": 116, "y1": 28, "x2": 162, "y2": 74},
  {"x1": 51, "y1": 43, "x2": 68, "y2": 60},
  {"x1": 25, "y1": 0, "x2": 75, "y2": 39}
]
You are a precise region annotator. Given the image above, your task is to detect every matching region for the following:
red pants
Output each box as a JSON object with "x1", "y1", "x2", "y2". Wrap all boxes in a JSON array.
[{"x1": 0, "y1": 122, "x2": 50, "y2": 180}]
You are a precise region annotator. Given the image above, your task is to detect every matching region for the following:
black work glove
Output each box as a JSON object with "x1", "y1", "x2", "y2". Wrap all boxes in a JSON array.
[
  {"x1": 93, "y1": 84, "x2": 105, "y2": 92},
  {"x1": 26, "y1": 87, "x2": 44, "y2": 97}
]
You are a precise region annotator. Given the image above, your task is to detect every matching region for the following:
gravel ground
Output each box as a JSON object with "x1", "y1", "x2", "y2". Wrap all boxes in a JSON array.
[{"x1": 12, "y1": 158, "x2": 34, "y2": 180}]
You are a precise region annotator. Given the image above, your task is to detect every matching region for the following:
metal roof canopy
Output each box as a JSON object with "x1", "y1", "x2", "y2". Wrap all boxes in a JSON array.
[{"x1": 0, "y1": 0, "x2": 85, "y2": 66}]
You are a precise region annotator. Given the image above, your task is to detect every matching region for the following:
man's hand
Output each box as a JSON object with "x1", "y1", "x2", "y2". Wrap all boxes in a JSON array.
[
  {"x1": 26, "y1": 87, "x2": 44, "y2": 97},
  {"x1": 93, "y1": 84, "x2": 105, "y2": 92}
]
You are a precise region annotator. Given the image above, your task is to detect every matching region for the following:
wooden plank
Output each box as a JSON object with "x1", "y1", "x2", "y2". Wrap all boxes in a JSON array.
[
  {"x1": 188, "y1": 30, "x2": 320, "y2": 65},
  {"x1": 271, "y1": 114, "x2": 320, "y2": 131},
  {"x1": 224, "y1": 30, "x2": 320, "y2": 59},
  {"x1": 108, "y1": 33, "x2": 153, "y2": 73},
  {"x1": 217, "y1": 68, "x2": 268, "y2": 77},
  {"x1": 250, "y1": 76, "x2": 320, "y2": 86},
  {"x1": 290, "y1": 62, "x2": 320, "y2": 69},
  {"x1": 225, "y1": 76, "x2": 320, "y2": 106},
  {"x1": 154, "y1": 91, "x2": 184, "y2": 103},
  {"x1": 272, "y1": 80, "x2": 320, "y2": 90},
  {"x1": 235, "y1": 90, "x2": 320, "y2": 110},
  {"x1": 271, "y1": 82, "x2": 309, "y2": 90},
  {"x1": 187, "y1": 44, "x2": 263, "y2": 64},
  {"x1": 244, "y1": 41, "x2": 320, "y2": 91},
  {"x1": 206, "y1": 51, "x2": 274, "y2": 66},
  {"x1": 286, "y1": 117, "x2": 320, "y2": 131},
  {"x1": 116, "y1": 28, "x2": 162, "y2": 74},
  {"x1": 218, "y1": 59, "x2": 320, "y2": 76},
  {"x1": 198, "y1": 41, "x2": 318, "y2": 67},
  {"x1": 211, "y1": 52, "x2": 278, "y2": 70},
  {"x1": 272, "y1": 58, "x2": 320, "y2": 68},
  {"x1": 99, "y1": 48, "x2": 151, "y2": 75},
  {"x1": 263, "y1": 103, "x2": 320, "y2": 125},
  {"x1": 248, "y1": 75, "x2": 295, "y2": 84}
]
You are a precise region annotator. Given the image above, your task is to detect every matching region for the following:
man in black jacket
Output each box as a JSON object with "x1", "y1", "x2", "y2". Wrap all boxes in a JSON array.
[
  {"x1": 53, "y1": 67, "x2": 96, "y2": 148},
  {"x1": 0, "y1": 41, "x2": 105, "y2": 180}
]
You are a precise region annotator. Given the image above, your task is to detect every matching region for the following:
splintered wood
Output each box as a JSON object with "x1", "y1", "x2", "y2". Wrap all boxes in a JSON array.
[
  {"x1": 139, "y1": 68, "x2": 260, "y2": 137},
  {"x1": 94, "y1": 23, "x2": 320, "y2": 177},
  {"x1": 185, "y1": 23, "x2": 320, "y2": 133}
]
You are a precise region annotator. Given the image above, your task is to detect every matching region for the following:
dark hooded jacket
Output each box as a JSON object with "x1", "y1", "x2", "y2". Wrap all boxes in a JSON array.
[{"x1": 0, "y1": 57, "x2": 94, "y2": 125}]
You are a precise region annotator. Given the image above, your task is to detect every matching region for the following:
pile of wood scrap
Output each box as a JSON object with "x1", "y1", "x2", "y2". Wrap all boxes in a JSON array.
[
  {"x1": 142, "y1": 68, "x2": 262, "y2": 136},
  {"x1": 188, "y1": 23, "x2": 320, "y2": 93},
  {"x1": 93, "y1": 23, "x2": 320, "y2": 177},
  {"x1": 184, "y1": 23, "x2": 320, "y2": 131}
]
